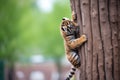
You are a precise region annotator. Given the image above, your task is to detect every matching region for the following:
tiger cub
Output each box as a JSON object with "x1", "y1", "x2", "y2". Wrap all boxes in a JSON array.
[{"x1": 60, "y1": 15, "x2": 87, "y2": 80}]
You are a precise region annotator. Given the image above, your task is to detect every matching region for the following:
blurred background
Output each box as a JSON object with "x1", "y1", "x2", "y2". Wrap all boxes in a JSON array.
[{"x1": 0, "y1": 0, "x2": 73, "y2": 80}]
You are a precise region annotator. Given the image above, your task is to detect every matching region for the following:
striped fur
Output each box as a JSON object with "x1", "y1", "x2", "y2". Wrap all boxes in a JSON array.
[
  {"x1": 66, "y1": 67, "x2": 76, "y2": 80},
  {"x1": 60, "y1": 17, "x2": 87, "y2": 80}
]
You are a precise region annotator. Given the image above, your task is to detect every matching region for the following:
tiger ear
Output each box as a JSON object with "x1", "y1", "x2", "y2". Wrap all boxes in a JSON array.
[
  {"x1": 62, "y1": 17, "x2": 66, "y2": 21},
  {"x1": 62, "y1": 17, "x2": 69, "y2": 21}
]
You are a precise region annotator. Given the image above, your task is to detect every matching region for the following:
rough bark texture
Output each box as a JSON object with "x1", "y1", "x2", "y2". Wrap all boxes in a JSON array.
[
  {"x1": 118, "y1": 0, "x2": 120, "y2": 80},
  {"x1": 70, "y1": 0, "x2": 120, "y2": 80}
]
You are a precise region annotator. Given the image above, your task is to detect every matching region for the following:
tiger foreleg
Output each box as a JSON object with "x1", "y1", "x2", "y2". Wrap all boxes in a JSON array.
[{"x1": 68, "y1": 35, "x2": 87, "y2": 49}]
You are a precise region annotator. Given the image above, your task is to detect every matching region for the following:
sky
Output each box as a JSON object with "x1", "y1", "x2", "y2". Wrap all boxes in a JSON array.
[{"x1": 36, "y1": 0, "x2": 55, "y2": 12}]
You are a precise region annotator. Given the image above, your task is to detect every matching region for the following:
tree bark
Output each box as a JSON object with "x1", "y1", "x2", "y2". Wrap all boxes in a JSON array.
[{"x1": 70, "y1": 0, "x2": 120, "y2": 80}]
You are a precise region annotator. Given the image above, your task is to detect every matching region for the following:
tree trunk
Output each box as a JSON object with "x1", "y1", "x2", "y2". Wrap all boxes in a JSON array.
[{"x1": 70, "y1": 0, "x2": 120, "y2": 80}]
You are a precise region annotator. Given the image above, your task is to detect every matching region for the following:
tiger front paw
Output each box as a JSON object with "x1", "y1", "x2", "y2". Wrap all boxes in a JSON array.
[{"x1": 81, "y1": 35, "x2": 87, "y2": 42}]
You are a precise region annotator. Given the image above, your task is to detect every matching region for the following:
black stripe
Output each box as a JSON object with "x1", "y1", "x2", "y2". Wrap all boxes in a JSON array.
[
  {"x1": 69, "y1": 75, "x2": 72, "y2": 78},
  {"x1": 61, "y1": 27, "x2": 65, "y2": 31},
  {"x1": 71, "y1": 53, "x2": 77, "y2": 64},
  {"x1": 75, "y1": 55, "x2": 80, "y2": 64},
  {"x1": 69, "y1": 54, "x2": 73, "y2": 62},
  {"x1": 75, "y1": 62, "x2": 80, "y2": 68},
  {"x1": 66, "y1": 77, "x2": 70, "y2": 80},
  {"x1": 76, "y1": 57, "x2": 80, "y2": 64},
  {"x1": 67, "y1": 28, "x2": 71, "y2": 33},
  {"x1": 69, "y1": 52, "x2": 76, "y2": 63},
  {"x1": 72, "y1": 53, "x2": 77, "y2": 59},
  {"x1": 72, "y1": 54, "x2": 78, "y2": 65},
  {"x1": 76, "y1": 56, "x2": 80, "y2": 67},
  {"x1": 70, "y1": 72, "x2": 75, "y2": 75},
  {"x1": 72, "y1": 68, "x2": 76, "y2": 71}
]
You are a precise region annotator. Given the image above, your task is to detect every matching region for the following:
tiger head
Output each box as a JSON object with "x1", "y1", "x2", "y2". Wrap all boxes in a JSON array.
[{"x1": 61, "y1": 17, "x2": 76, "y2": 36}]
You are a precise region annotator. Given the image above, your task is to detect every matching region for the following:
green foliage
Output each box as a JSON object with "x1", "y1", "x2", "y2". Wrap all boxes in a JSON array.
[{"x1": 0, "y1": 0, "x2": 71, "y2": 62}]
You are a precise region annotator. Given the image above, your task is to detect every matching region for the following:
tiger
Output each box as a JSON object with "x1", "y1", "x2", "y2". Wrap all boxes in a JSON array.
[{"x1": 60, "y1": 13, "x2": 87, "y2": 80}]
